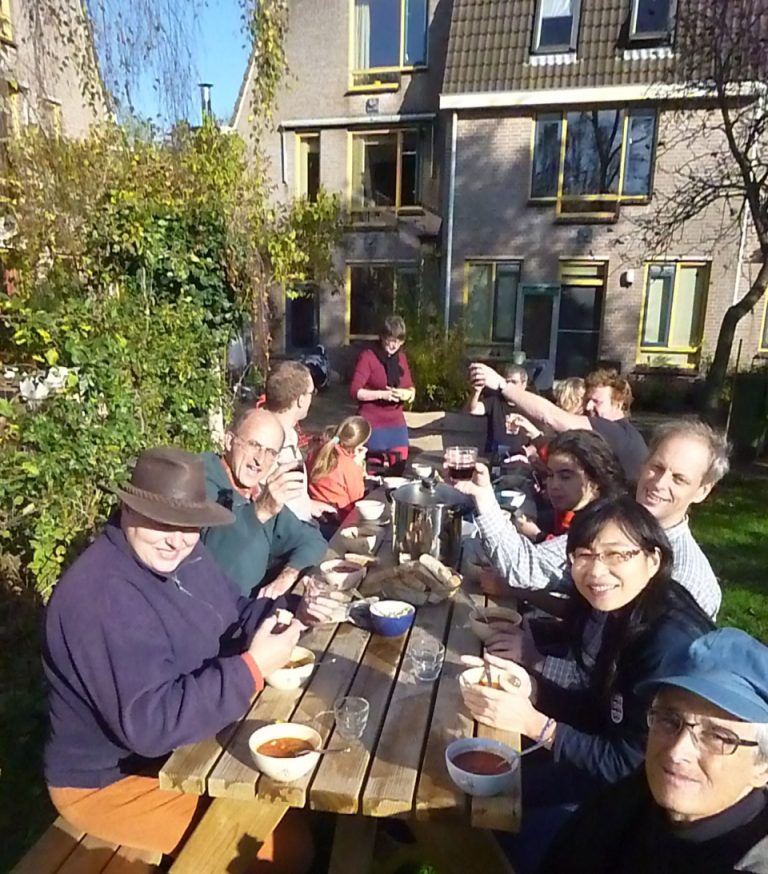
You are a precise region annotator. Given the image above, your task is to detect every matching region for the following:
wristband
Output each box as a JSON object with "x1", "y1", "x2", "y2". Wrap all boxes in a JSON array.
[{"x1": 535, "y1": 716, "x2": 556, "y2": 746}]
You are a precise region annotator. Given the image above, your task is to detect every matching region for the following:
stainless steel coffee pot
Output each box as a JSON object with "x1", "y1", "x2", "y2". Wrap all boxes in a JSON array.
[{"x1": 390, "y1": 479, "x2": 472, "y2": 569}]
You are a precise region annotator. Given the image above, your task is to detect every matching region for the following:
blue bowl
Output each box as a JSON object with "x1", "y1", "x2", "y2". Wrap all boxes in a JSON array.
[{"x1": 369, "y1": 600, "x2": 415, "y2": 637}]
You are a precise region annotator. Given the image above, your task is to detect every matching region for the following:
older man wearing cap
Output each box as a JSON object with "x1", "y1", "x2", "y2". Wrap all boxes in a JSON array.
[
  {"x1": 42, "y1": 447, "x2": 327, "y2": 867},
  {"x1": 542, "y1": 628, "x2": 768, "y2": 873}
]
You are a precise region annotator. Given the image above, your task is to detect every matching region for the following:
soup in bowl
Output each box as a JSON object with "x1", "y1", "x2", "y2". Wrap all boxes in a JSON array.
[
  {"x1": 468, "y1": 605, "x2": 523, "y2": 643},
  {"x1": 445, "y1": 737, "x2": 519, "y2": 796},
  {"x1": 263, "y1": 646, "x2": 316, "y2": 691},
  {"x1": 248, "y1": 722, "x2": 322, "y2": 783},
  {"x1": 320, "y1": 559, "x2": 365, "y2": 590}
]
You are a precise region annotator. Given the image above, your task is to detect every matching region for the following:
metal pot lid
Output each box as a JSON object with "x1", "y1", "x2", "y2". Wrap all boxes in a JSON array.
[{"x1": 391, "y1": 481, "x2": 473, "y2": 510}]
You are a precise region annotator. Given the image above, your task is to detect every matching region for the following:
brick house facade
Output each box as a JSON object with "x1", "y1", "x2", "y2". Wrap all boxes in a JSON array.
[{"x1": 234, "y1": 0, "x2": 765, "y2": 383}]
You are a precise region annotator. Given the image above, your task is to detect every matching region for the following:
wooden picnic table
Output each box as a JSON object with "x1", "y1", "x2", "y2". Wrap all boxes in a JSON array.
[{"x1": 160, "y1": 490, "x2": 521, "y2": 873}]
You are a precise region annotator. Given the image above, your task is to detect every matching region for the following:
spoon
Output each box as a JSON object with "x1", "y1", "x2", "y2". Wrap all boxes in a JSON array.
[{"x1": 296, "y1": 744, "x2": 351, "y2": 757}]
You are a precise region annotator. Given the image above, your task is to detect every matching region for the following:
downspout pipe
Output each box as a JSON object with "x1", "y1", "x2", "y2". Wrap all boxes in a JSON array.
[{"x1": 443, "y1": 111, "x2": 458, "y2": 337}]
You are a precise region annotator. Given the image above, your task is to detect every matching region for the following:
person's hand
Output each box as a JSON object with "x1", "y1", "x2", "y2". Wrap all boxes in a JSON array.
[
  {"x1": 260, "y1": 566, "x2": 301, "y2": 599},
  {"x1": 445, "y1": 462, "x2": 497, "y2": 515},
  {"x1": 248, "y1": 614, "x2": 303, "y2": 678},
  {"x1": 379, "y1": 387, "x2": 399, "y2": 403},
  {"x1": 514, "y1": 514, "x2": 542, "y2": 541},
  {"x1": 393, "y1": 386, "x2": 415, "y2": 403},
  {"x1": 460, "y1": 653, "x2": 534, "y2": 697},
  {"x1": 255, "y1": 463, "x2": 306, "y2": 522},
  {"x1": 506, "y1": 414, "x2": 541, "y2": 440},
  {"x1": 478, "y1": 566, "x2": 509, "y2": 597},
  {"x1": 468, "y1": 362, "x2": 504, "y2": 392},
  {"x1": 296, "y1": 578, "x2": 350, "y2": 626},
  {"x1": 485, "y1": 618, "x2": 545, "y2": 672},
  {"x1": 310, "y1": 499, "x2": 337, "y2": 519}
]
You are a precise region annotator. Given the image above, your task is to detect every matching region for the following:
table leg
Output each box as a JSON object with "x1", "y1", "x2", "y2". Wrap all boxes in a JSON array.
[
  {"x1": 328, "y1": 815, "x2": 378, "y2": 874},
  {"x1": 409, "y1": 820, "x2": 516, "y2": 874}
]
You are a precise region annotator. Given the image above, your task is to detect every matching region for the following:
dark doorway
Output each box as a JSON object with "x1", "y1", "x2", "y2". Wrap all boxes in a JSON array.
[
  {"x1": 555, "y1": 282, "x2": 604, "y2": 377},
  {"x1": 286, "y1": 284, "x2": 320, "y2": 351}
]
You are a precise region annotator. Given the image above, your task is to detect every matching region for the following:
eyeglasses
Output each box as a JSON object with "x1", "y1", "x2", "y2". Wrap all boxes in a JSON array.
[
  {"x1": 647, "y1": 707, "x2": 760, "y2": 756},
  {"x1": 232, "y1": 436, "x2": 279, "y2": 460},
  {"x1": 570, "y1": 548, "x2": 642, "y2": 568}
]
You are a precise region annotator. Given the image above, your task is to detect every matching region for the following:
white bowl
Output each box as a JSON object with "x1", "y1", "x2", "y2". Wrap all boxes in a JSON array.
[
  {"x1": 263, "y1": 646, "x2": 316, "y2": 691},
  {"x1": 320, "y1": 559, "x2": 365, "y2": 590},
  {"x1": 356, "y1": 499, "x2": 386, "y2": 522},
  {"x1": 382, "y1": 476, "x2": 410, "y2": 490},
  {"x1": 458, "y1": 664, "x2": 531, "y2": 696},
  {"x1": 338, "y1": 526, "x2": 381, "y2": 555},
  {"x1": 412, "y1": 463, "x2": 433, "y2": 479},
  {"x1": 248, "y1": 722, "x2": 322, "y2": 783},
  {"x1": 445, "y1": 737, "x2": 519, "y2": 797},
  {"x1": 468, "y1": 606, "x2": 523, "y2": 642}
]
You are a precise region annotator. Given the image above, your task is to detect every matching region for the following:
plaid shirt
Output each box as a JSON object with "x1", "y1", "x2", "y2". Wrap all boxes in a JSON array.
[{"x1": 475, "y1": 504, "x2": 721, "y2": 688}]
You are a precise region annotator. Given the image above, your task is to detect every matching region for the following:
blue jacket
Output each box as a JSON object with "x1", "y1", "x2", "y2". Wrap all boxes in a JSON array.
[
  {"x1": 43, "y1": 515, "x2": 283, "y2": 789},
  {"x1": 200, "y1": 451, "x2": 327, "y2": 596}
]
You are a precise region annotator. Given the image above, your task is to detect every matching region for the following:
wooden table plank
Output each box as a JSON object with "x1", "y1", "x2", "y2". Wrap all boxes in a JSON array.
[
  {"x1": 361, "y1": 599, "x2": 453, "y2": 818},
  {"x1": 205, "y1": 623, "x2": 339, "y2": 800},
  {"x1": 254, "y1": 622, "x2": 373, "y2": 807},
  {"x1": 169, "y1": 797, "x2": 288, "y2": 874},
  {"x1": 309, "y1": 622, "x2": 412, "y2": 814},
  {"x1": 413, "y1": 595, "x2": 480, "y2": 820},
  {"x1": 327, "y1": 815, "x2": 378, "y2": 874}
]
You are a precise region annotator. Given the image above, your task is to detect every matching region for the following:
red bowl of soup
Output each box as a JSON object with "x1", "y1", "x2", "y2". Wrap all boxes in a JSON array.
[{"x1": 445, "y1": 737, "x2": 519, "y2": 797}]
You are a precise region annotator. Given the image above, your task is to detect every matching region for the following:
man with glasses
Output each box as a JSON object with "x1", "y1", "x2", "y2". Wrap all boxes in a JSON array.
[
  {"x1": 201, "y1": 406, "x2": 326, "y2": 597},
  {"x1": 542, "y1": 628, "x2": 768, "y2": 873}
]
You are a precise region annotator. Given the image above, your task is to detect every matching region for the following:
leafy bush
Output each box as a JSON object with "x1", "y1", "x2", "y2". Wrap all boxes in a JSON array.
[{"x1": 405, "y1": 321, "x2": 468, "y2": 413}]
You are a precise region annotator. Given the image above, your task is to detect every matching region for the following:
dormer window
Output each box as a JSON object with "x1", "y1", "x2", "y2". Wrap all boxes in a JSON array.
[
  {"x1": 532, "y1": 0, "x2": 581, "y2": 54},
  {"x1": 629, "y1": 0, "x2": 674, "y2": 42}
]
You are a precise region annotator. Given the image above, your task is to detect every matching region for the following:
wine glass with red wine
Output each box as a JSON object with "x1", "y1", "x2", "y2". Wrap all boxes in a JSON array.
[{"x1": 444, "y1": 446, "x2": 478, "y2": 481}]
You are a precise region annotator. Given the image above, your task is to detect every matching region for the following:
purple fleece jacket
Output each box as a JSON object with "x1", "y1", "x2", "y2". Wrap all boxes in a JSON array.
[{"x1": 43, "y1": 514, "x2": 285, "y2": 789}]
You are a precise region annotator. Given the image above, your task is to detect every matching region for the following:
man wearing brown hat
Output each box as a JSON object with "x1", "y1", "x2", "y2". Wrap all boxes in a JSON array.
[
  {"x1": 201, "y1": 405, "x2": 327, "y2": 598},
  {"x1": 42, "y1": 447, "x2": 323, "y2": 867}
]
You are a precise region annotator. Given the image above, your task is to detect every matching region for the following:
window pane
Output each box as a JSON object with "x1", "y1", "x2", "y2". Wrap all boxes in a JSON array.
[
  {"x1": 522, "y1": 294, "x2": 553, "y2": 360},
  {"x1": 466, "y1": 264, "x2": 493, "y2": 341},
  {"x1": 670, "y1": 266, "x2": 706, "y2": 349},
  {"x1": 633, "y1": 0, "x2": 671, "y2": 35},
  {"x1": 492, "y1": 265, "x2": 520, "y2": 342},
  {"x1": 555, "y1": 330, "x2": 599, "y2": 378},
  {"x1": 531, "y1": 115, "x2": 562, "y2": 198},
  {"x1": 350, "y1": 266, "x2": 395, "y2": 335},
  {"x1": 404, "y1": 0, "x2": 427, "y2": 65},
  {"x1": 355, "y1": 0, "x2": 400, "y2": 69},
  {"x1": 400, "y1": 130, "x2": 421, "y2": 206},
  {"x1": 537, "y1": 0, "x2": 576, "y2": 49},
  {"x1": 642, "y1": 266, "x2": 674, "y2": 346},
  {"x1": 564, "y1": 110, "x2": 623, "y2": 196},
  {"x1": 364, "y1": 135, "x2": 398, "y2": 206},
  {"x1": 622, "y1": 112, "x2": 656, "y2": 197},
  {"x1": 396, "y1": 266, "x2": 419, "y2": 308},
  {"x1": 559, "y1": 284, "x2": 602, "y2": 332}
]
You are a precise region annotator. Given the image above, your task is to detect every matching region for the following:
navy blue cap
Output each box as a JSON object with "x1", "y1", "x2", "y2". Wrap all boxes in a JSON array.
[{"x1": 637, "y1": 628, "x2": 768, "y2": 722}]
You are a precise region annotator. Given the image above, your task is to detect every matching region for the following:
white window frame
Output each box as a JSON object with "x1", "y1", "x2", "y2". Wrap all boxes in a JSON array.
[
  {"x1": 629, "y1": 0, "x2": 675, "y2": 42},
  {"x1": 532, "y1": 0, "x2": 582, "y2": 54}
]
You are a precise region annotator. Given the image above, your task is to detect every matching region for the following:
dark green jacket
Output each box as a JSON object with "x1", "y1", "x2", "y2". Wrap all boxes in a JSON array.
[{"x1": 200, "y1": 451, "x2": 327, "y2": 596}]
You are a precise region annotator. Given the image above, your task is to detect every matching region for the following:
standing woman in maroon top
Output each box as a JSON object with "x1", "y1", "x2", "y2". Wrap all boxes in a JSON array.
[{"x1": 349, "y1": 316, "x2": 415, "y2": 475}]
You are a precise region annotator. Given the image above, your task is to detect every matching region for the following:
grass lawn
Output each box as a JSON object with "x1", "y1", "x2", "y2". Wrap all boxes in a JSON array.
[
  {"x1": 690, "y1": 468, "x2": 768, "y2": 641},
  {"x1": 1, "y1": 470, "x2": 766, "y2": 872}
]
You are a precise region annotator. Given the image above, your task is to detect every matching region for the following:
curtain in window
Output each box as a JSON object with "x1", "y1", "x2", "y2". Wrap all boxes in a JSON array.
[
  {"x1": 541, "y1": 0, "x2": 573, "y2": 17},
  {"x1": 354, "y1": 0, "x2": 371, "y2": 70}
]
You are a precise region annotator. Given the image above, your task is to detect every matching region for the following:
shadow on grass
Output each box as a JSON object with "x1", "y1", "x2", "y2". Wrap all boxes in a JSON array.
[
  {"x1": 0, "y1": 567, "x2": 54, "y2": 870},
  {"x1": 690, "y1": 471, "x2": 768, "y2": 639}
]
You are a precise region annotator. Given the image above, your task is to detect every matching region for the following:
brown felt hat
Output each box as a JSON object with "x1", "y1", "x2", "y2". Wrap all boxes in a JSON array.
[{"x1": 115, "y1": 447, "x2": 234, "y2": 528}]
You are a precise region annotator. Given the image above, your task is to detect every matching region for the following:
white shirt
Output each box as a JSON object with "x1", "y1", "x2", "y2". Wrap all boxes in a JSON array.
[{"x1": 276, "y1": 425, "x2": 312, "y2": 522}]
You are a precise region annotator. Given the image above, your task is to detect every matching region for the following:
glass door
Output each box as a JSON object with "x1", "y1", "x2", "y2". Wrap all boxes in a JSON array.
[{"x1": 555, "y1": 261, "x2": 605, "y2": 377}]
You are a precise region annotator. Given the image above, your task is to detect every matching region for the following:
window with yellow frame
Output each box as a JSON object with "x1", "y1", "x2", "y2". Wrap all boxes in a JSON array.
[
  {"x1": 464, "y1": 260, "x2": 522, "y2": 344},
  {"x1": 530, "y1": 108, "x2": 657, "y2": 219},
  {"x1": 637, "y1": 261, "x2": 709, "y2": 368},
  {"x1": 0, "y1": 0, "x2": 12, "y2": 43},
  {"x1": 350, "y1": 0, "x2": 428, "y2": 91},
  {"x1": 759, "y1": 296, "x2": 768, "y2": 352},
  {"x1": 295, "y1": 132, "x2": 320, "y2": 201},
  {"x1": 349, "y1": 128, "x2": 423, "y2": 221}
]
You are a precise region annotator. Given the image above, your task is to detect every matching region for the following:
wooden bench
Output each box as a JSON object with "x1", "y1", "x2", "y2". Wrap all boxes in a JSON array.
[
  {"x1": 10, "y1": 816, "x2": 162, "y2": 874},
  {"x1": 12, "y1": 797, "x2": 290, "y2": 874}
]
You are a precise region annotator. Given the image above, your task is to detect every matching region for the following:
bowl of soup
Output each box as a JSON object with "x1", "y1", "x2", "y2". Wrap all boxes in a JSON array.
[
  {"x1": 445, "y1": 737, "x2": 519, "y2": 797},
  {"x1": 263, "y1": 646, "x2": 316, "y2": 691},
  {"x1": 356, "y1": 499, "x2": 386, "y2": 522},
  {"x1": 320, "y1": 559, "x2": 365, "y2": 591},
  {"x1": 458, "y1": 663, "x2": 531, "y2": 697},
  {"x1": 369, "y1": 600, "x2": 416, "y2": 637},
  {"x1": 338, "y1": 526, "x2": 381, "y2": 555},
  {"x1": 248, "y1": 722, "x2": 322, "y2": 783},
  {"x1": 468, "y1": 606, "x2": 523, "y2": 642}
]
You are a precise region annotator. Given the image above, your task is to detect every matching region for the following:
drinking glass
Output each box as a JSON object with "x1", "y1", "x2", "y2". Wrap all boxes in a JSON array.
[
  {"x1": 410, "y1": 639, "x2": 446, "y2": 682},
  {"x1": 334, "y1": 696, "x2": 370, "y2": 740},
  {"x1": 444, "y1": 446, "x2": 479, "y2": 481}
]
